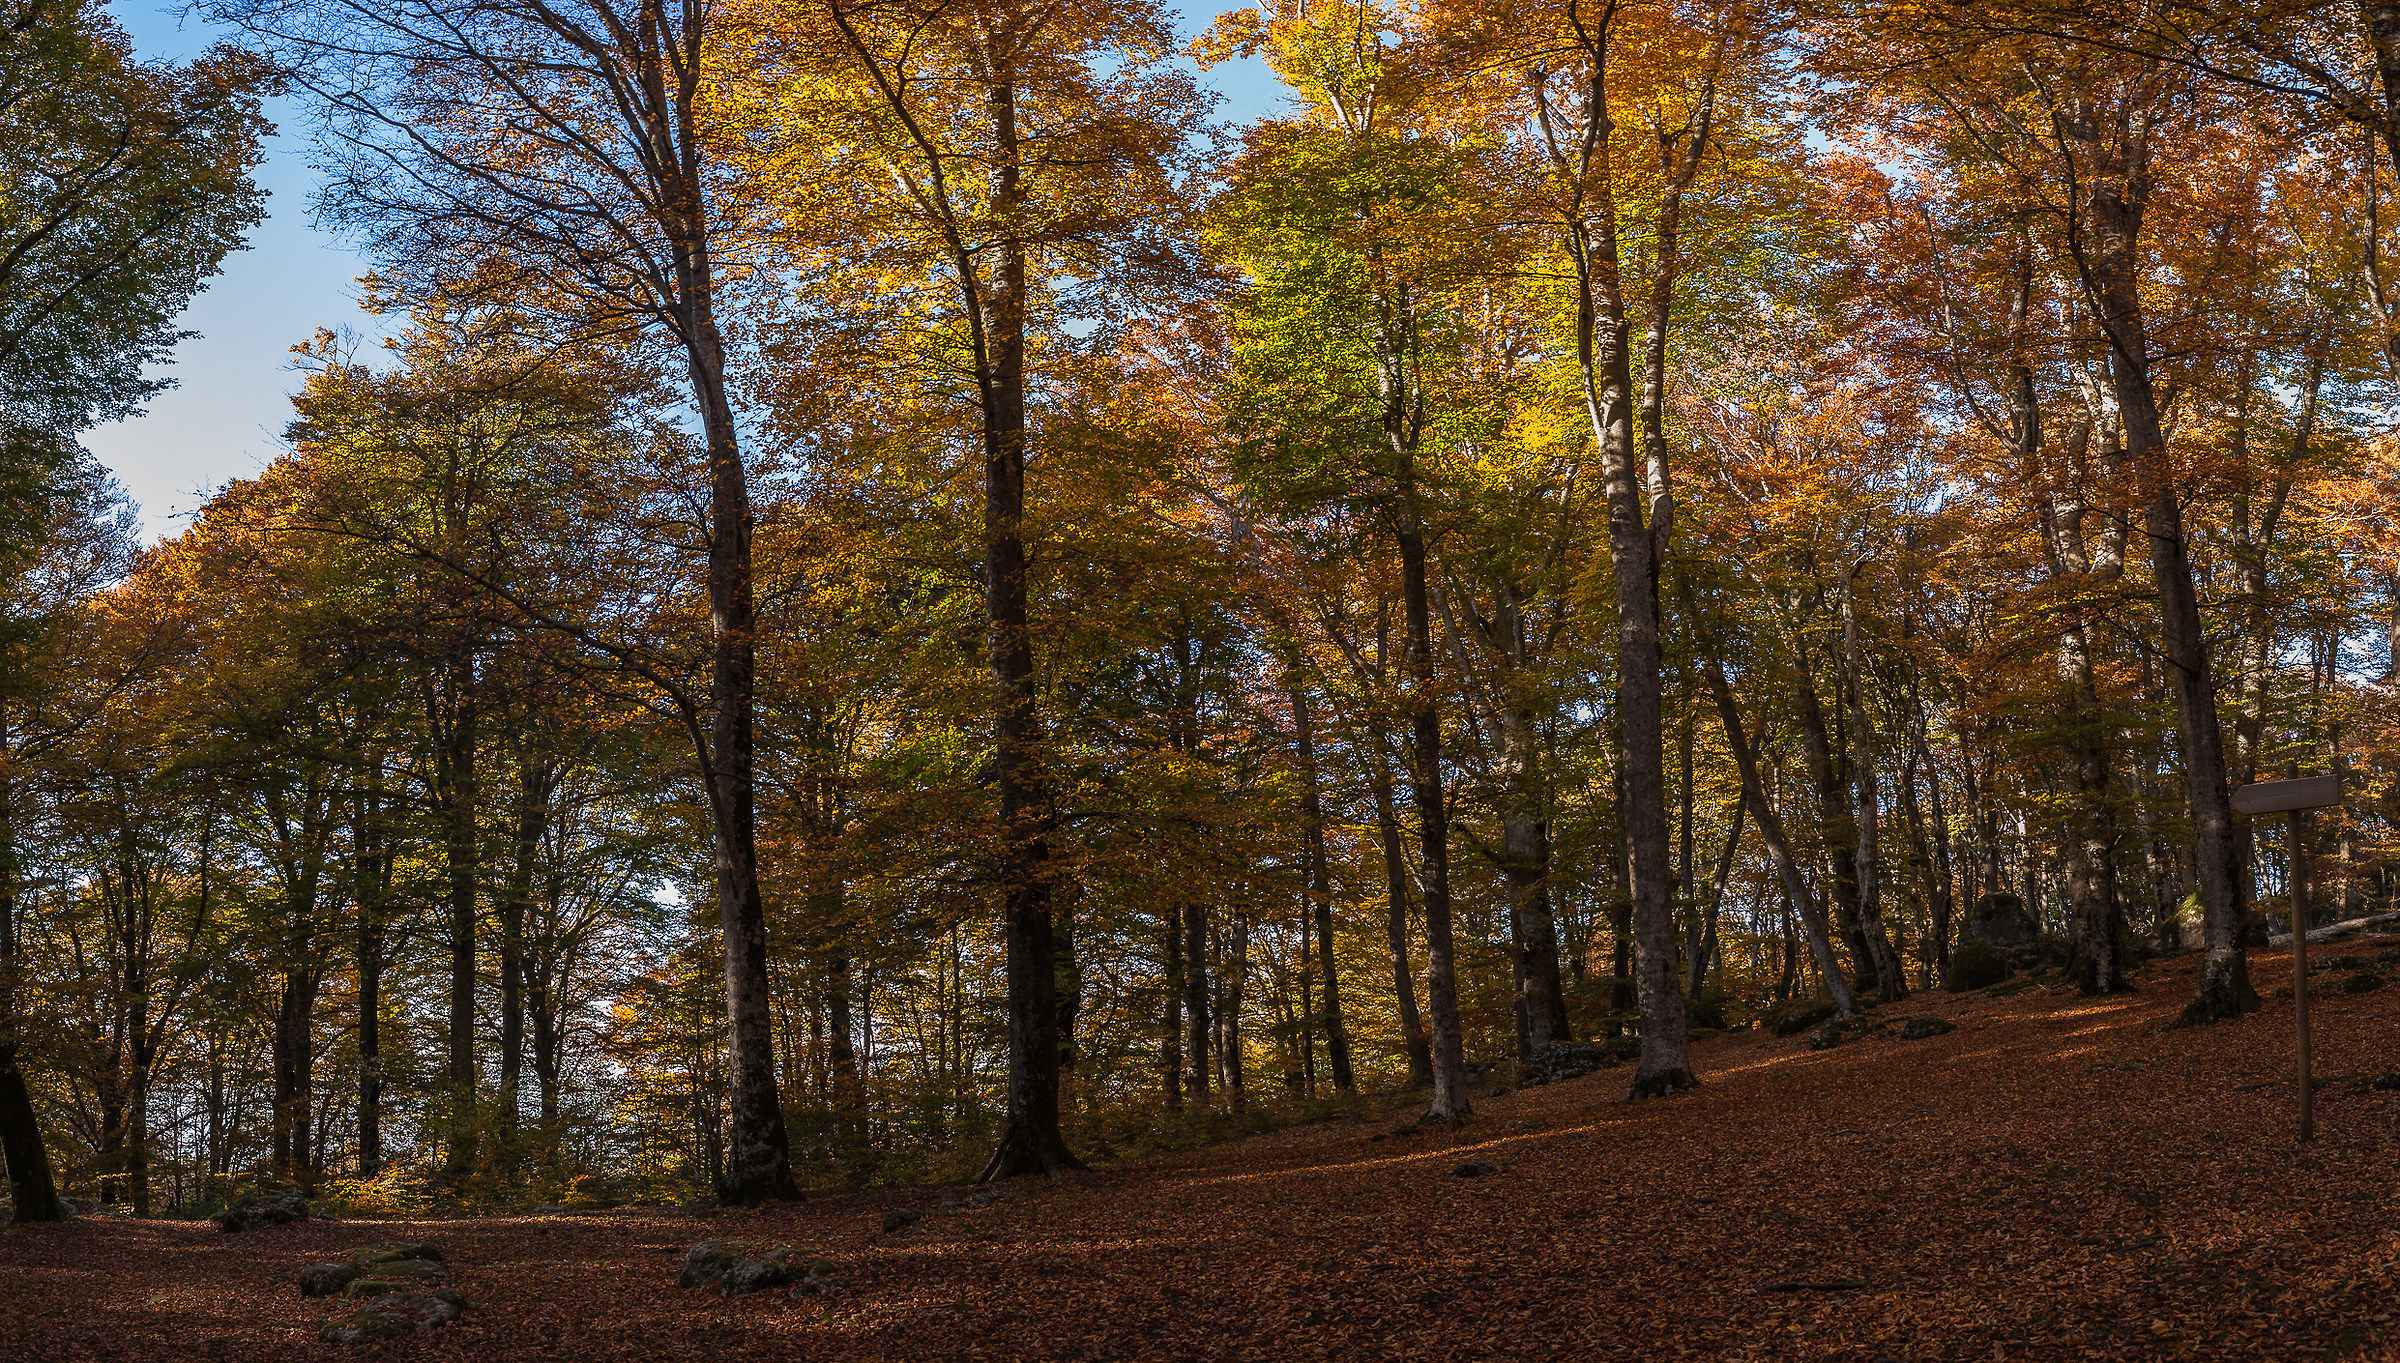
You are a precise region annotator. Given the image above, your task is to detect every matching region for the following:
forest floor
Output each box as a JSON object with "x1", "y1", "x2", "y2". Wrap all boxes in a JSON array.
[{"x1": 10, "y1": 944, "x2": 2400, "y2": 1362}]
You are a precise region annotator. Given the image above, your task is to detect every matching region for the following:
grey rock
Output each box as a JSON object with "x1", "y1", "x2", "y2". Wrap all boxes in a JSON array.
[
  {"x1": 676, "y1": 1239, "x2": 746, "y2": 1290},
  {"x1": 1451, "y1": 1161, "x2": 1495, "y2": 1178},
  {"x1": 320, "y1": 1288, "x2": 472, "y2": 1348},
  {"x1": 721, "y1": 1250, "x2": 796, "y2": 1298},
  {"x1": 881, "y1": 1207, "x2": 923, "y2": 1234},
  {"x1": 1519, "y1": 1038, "x2": 1634, "y2": 1085},
  {"x1": 298, "y1": 1262, "x2": 362, "y2": 1297},
  {"x1": 1898, "y1": 1017, "x2": 1956, "y2": 1040},
  {"x1": 937, "y1": 1200, "x2": 962, "y2": 1214},
  {"x1": 678, "y1": 1239, "x2": 809, "y2": 1297},
  {"x1": 357, "y1": 1241, "x2": 442, "y2": 1264},
  {"x1": 213, "y1": 1194, "x2": 310, "y2": 1233},
  {"x1": 1768, "y1": 1001, "x2": 1839, "y2": 1037}
]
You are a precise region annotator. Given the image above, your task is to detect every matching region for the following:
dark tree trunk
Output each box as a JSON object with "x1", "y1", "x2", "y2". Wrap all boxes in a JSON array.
[
  {"x1": 974, "y1": 76, "x2": 1077, "y2": 1181},
  {"x1": 429, "y1": 659, "x2": 480, "y2": 1184},
  {"x1": 2049, "y1": 91, "x2": 2256, "y2": 1024},
  {"x1": 1183, "y1": 900, "x2": 1210, "y2": 1106},
  {"x1": 1367, "y1": 741, "x2": 1433, "y2": 1086},
  {"x1": 1288, "y1": 676, "x2": 1353, "y2": 1093},
  {"x1": 826, "y1": 946, "x2": 866, "y2": 1152},
  {"x1": 1791, "y1": 667, "x2": 1876, "y2": 991},
  {"x1": 0, "y1": 750, "x2": 60, "y2": 1223},
  {"x1": 1398, "y1": 514, "x2": 1471, "y2": 1120},
  {"x1": 498, "y1": 756, "x2": 549, "y2": 1168},
  {"x1": 270, "y1": 969, "x2": 321, "y2": 1191},
  {"x1": 1161, "y1": 906, "x2": 1184, "y2": 1110},
  {"x1": 355, "y1": 759, "x2": 389, "y2": 1179},
  {"x1": 1498, "y1": 704, "x2": 1572, "y2": 1052}
]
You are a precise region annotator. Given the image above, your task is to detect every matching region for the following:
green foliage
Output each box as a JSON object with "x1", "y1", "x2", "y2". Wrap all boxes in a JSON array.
[{"x1": 0, "y1": 0, "x2": 270, "y2": 439}]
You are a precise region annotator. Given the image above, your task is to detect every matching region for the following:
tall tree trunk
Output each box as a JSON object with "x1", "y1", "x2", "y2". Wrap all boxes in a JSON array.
[
  {"x1": 1183, "y1": 900, "x2": 1211, "y2": 1107},
  {"x1": 975, "y1": 74, "x2": 1076, "y2": 1180},
  {"x1": 663, "y1": 70, "x2": 801, "y2": 1200},
  {"x1": 1498, "y1": 703, "x2": 1573, "y2": 1052},
  {"x1": 1367, "y1": 738, "x2": 1433, "y2": 1086},
  {"x1": 1686, "y1": 579, "x2": 1858, "y2": 1015},
  {"x1": 2054, "y1": 89, "x2": 2256, "y2": 1023},
  {"x1": 355, "y1": 757, "x2": 389, "y2": 1179},
  {"x1": 1161, "y1": 905, "x2": 1184, "y2": 1110},
  {"x1": 0, "y1": 743, "x2": 62, "y2": 1222},
  {"x1": 431, "y1": 659, "x2": 480, "y2": 1185},
  {"x1": 498, "y1": 755, "x2": 547, "y2": 1171},
  {"x1": 1289, "y1": 676, "x2": 1353, "y2": 1093},
  {"x1": 1575, "y1": 201, "x2": 1693, "y2": 1098},
  {"x1": 1836, "y1": 568, "x2": 1908, "y2": 1000},
  {"x1": 1398, "y1": 513, "x2": 1470, "y2": 1120},
  {"x1": 271, "y1": 969, "x2": 321, "y2": 1191}
]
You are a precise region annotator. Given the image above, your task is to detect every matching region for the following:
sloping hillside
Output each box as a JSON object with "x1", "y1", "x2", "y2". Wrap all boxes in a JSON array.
[{"x1": 8, "y1": 944, "x2": 2399, "y2": 1362}]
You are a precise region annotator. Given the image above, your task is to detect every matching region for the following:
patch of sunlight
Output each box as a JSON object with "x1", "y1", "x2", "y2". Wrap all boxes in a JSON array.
[{"x1": 1179, "y1": 1122, "x2": 1619, "y2": 1189}]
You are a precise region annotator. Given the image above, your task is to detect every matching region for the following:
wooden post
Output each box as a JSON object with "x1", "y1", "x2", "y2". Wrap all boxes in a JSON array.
[
  {"x1": 2232, "y1": 772, "x2": 2341, "y2": 1147},
  {"x1": 2288, "y1": 804, "x2": 2313, "y2": 1145}
]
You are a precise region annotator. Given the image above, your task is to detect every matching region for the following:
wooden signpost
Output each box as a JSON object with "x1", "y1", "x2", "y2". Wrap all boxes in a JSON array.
[{"x1": 2230, "y1": 773, "x2": 2344, "y2": 1144}]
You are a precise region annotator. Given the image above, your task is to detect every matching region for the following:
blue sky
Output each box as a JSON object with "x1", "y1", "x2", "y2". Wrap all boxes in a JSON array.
[{"x1": 91, "y1": 1, "x2": 1287, "y2": 542}]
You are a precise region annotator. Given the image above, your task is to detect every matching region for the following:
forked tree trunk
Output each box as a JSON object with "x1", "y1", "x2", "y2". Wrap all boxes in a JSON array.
[{"x1": 1574, "y1": 208, "x2": 1693, "y2": 1097}]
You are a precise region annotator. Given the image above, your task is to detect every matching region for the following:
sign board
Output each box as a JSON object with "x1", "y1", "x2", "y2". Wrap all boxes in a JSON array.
[{"x1": 2231, "y1": 774, "x2": 2342, "y2": 816}]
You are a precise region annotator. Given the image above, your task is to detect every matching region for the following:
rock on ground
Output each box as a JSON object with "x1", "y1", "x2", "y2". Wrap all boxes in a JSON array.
[
  {"x1": 677, "y1": 1239, "x2": 805, "y2": 1296},
  {"x1": 319, "y1": 1287, "x2": 470, "y2": 1347},
  {"x1": 213, "y1": 1195, "x2": 311, "y2": 1233}
]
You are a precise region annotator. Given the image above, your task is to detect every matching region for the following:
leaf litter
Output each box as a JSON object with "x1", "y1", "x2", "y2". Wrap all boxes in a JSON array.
[{"x1": 6, "y1": 944, "x2": 2398, "y2": 1361}]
